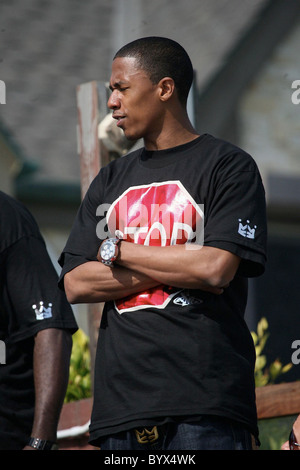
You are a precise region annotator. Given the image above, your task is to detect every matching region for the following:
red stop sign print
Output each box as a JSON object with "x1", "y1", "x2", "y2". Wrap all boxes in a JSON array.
[{"x1": 106, "y1": 181, "x2": 204, "y2": 313}]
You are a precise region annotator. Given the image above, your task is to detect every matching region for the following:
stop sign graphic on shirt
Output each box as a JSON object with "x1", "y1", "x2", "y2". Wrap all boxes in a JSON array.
[{"x1": 106, "y1": 181, "x2": 204, "y2": 313}]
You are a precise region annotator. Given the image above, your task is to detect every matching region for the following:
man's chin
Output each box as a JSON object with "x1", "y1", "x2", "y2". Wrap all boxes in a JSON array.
[
  {"x1": 123, "y1": 130, "x2": 139, "y2": 142},
  {"x1": 120, "y1": 130, "x2": 139, "y2": 151}
]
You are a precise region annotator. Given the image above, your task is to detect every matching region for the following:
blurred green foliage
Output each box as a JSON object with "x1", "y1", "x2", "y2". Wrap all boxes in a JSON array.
[
  {"x1": 64, "y1": 328, "x2": 92, "y2": 403},
  {"x1": 251, "y1": 317, "x2": 293, "y2": 387},
  {"x1": 259, "y1": 414, "x2": 297, "y2": 450}
]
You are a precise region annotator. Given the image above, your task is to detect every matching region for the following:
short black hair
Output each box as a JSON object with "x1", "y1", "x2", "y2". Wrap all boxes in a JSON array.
[{"x1": 114, "y1": 36, "x2": 194, "y2": 106}]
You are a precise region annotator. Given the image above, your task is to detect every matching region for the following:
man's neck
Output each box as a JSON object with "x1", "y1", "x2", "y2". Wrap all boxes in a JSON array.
[{"x1": 144, "y1": 124, "x2": 199, "y2": 151}]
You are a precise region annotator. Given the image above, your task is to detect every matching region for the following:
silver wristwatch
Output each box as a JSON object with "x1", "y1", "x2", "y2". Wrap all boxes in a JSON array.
[{"x1": 99, "y1": 237, "x2": 120, "y2": 267}]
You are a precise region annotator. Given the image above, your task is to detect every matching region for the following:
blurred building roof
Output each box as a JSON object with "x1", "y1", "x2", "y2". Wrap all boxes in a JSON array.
[{"x1": 0, "y1": 0, "x2": 291, "y2": 198}]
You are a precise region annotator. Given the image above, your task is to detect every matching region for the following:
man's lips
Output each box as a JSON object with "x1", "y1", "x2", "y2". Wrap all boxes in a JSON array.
[{"x1": 113, "y1": 114, "x2": 126, "y2": 127}]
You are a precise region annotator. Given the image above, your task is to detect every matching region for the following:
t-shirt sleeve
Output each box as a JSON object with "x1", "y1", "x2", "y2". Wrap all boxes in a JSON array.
[
  {"x1": 3, "y1": 235, "x2": 78, "y2": 343},
  {"x1": 204, "y1": 152, "x2": 267, "y2": 277},
  {"x1": 58, "y1": 173, "x2": 105, "y2": 288}
]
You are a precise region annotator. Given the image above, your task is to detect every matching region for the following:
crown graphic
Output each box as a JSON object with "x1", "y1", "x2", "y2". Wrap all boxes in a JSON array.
[
  {"x1": 238, "y1": 219, "x2": 257, "y2": 239},
  {"x1": 32, "y1": 301, "x2": 53, "y2": 320}
]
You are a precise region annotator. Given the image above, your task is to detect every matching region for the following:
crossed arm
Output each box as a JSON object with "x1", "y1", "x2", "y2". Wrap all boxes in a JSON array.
[{"x1": 64, "y1": 242, "x2": 241, "y2": 304}]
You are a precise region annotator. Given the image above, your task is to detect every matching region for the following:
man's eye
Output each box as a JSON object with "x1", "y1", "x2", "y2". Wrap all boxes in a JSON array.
[{"x1": 108, "y1": 86, "x2": 128, "y2": 94}]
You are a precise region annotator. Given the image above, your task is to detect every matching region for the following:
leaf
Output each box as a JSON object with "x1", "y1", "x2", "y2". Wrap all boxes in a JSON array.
[
  {"x1": 251, "y1": 317, "x2": 293, "y2": 387},
  {"x1": 257, "y1": 317, "x2": 268, "y2": 338}
]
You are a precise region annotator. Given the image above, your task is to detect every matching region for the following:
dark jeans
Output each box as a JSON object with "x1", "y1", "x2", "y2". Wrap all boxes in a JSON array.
[{"x1": 99, "y1": 417, "x2": 254, "y2": 450}]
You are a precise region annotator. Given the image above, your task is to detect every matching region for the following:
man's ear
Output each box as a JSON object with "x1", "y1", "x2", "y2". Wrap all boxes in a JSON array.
[{"x1": 158, "y1": 77, "x2": 175, "y2": 102}]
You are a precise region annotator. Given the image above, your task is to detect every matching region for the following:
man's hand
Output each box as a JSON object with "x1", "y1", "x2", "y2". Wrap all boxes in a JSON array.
[{"x1": 281, "y1": 415, "x2": 300, "y2": 450}]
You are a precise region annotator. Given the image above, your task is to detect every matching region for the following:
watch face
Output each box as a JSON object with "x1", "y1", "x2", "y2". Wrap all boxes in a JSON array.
[
  {"x1": 101, "y1": 240, "x2": 115, "y2": 261},
  {"x1": 100, "y1": 238, "x2": 119, "y2": 266}
]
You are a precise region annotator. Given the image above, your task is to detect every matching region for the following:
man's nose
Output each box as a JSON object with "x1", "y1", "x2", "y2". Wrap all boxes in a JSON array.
[{"x1": 107, "y1": 91, "x2": 120, "y2": 109}]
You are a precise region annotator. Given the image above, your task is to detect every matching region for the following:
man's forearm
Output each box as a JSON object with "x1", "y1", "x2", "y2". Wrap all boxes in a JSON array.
[
  {"x1": 64, "y1": 242, "x2": 240, "y2": 304},
  {"x1": 116, "y1": 242, "x2": 240, "y2": 293},
  {"x1": 27, "y1": 328, "x2": 72, "y2": 444},
  {"x1": 64, "y1": 260, "x2": 160, "y2": 304}
]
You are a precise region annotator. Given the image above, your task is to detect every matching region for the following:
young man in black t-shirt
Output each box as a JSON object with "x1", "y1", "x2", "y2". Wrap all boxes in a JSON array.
[
  {"x1": 59, "y1": 37, "x2": 267, "y2": 450},
  {"x1": 0, "y1": 192, "x2": 78, "y2": 450}
]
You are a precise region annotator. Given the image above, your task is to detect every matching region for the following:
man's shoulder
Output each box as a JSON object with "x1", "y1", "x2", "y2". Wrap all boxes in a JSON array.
[
  {"x1": 201, "y1": 134, "x2": 258, "y2": 171},
  {"x1": 108, "y1": 146, "x2": 143, "y2": 168},
  {"x1": 92, "y1": 147, "x2": 143, "y2": 182},
  {"x1": 202, "y1": 134, "x2": 250, "y2": 155},
  {"x1": 0, "y1": 192, "x2": 42, "y2": 251}
]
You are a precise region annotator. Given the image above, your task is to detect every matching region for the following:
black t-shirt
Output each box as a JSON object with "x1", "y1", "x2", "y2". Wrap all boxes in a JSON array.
[
  {"x1": 0, "y1": 192, "x2": 78, "y2": 450},
  {"x1": 59, "y1": 134, "x2": 267, "y2": 445}
]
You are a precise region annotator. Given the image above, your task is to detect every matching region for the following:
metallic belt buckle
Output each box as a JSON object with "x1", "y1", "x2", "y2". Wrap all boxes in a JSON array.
[{"x1": 135, "y1": 426, "x2": 159, "y2": 444}]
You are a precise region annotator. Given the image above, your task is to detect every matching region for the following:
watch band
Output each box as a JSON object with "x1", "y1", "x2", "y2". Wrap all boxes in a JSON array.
[{"x1": 27, "y1": 437, "x2": 58, "y2": 450}]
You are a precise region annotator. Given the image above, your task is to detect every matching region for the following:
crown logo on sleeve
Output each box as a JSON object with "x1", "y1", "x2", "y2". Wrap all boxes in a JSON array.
[
  {"x1": 238, "y1": 219, "x2": 257, "y2": 239},
  {"x1": 32, "y1": 301, "x2": 53, "y2": 320}
]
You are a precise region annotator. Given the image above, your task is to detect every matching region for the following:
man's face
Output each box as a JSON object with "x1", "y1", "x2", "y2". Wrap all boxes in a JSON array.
[{"x1": 108, "y1": 57, "x2": 163, "y2": 143}]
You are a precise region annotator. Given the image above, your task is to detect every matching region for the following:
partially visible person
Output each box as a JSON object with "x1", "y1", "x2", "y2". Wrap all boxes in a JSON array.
[
  {"x1": 281, "y1": 415, "x2": 300, "y2": 450},
  {"x1": 0, "y1": 191, "x2": 78, "y2": 450}
]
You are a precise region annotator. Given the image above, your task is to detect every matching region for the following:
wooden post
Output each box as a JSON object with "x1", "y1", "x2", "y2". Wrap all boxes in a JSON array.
[
  {"x1": 76, "y1": 81, "x2": 100, "y2": 198},
  {"x1": 76, "y1": 81, "x2": 109, "y2": 385}
]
